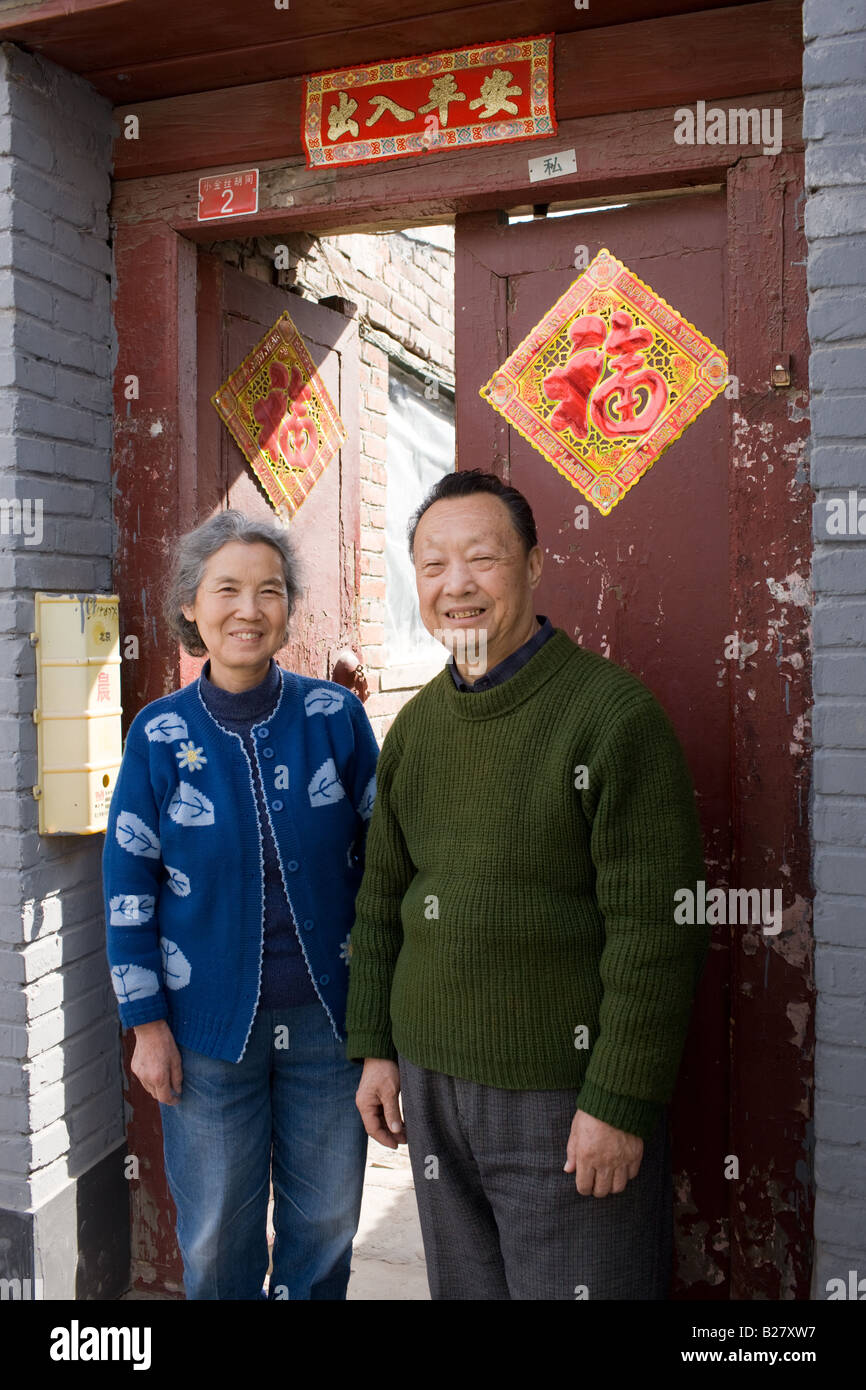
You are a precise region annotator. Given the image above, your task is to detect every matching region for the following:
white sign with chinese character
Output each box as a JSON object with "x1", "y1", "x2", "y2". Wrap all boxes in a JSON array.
[{"x1": 527, "y1": 148, "x2": 577, "y2": 183}]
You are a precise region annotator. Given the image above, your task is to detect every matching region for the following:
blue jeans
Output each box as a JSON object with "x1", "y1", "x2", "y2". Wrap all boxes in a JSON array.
[{"x1": 159, "y1": 1003, "x2": 367, "y2": 1300}]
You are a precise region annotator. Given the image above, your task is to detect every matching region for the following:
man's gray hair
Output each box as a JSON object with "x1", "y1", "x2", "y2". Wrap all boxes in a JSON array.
[{"x1": 163, "y1": 509, "x2": 302, "y2": 657}]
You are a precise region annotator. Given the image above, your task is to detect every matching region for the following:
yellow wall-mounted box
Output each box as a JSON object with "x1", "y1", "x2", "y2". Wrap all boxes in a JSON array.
[{"x1": 33, "y1": 593, "x2": 123, "y2": 834}]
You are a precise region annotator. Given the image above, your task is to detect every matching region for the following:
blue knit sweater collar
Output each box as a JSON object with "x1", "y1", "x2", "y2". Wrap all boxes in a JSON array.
[{"x1": 199, "y1": 658, "x2": 281, "y2": 723}]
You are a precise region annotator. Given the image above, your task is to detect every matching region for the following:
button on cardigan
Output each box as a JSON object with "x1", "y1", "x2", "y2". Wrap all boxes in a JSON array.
[{"x1": 103, "y1": 667, "x2": 379, "y2": 1063}]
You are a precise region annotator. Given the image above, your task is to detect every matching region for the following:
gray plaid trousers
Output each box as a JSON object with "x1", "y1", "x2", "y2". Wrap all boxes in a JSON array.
[{"x1": 398, "y1": 1053, "x2": 673, "y2": 1301}]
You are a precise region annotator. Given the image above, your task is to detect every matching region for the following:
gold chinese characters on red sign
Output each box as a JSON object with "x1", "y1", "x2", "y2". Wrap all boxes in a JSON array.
[
  {"x1": 212, "y1": 311, "x2": 346, "y2": 520},
  {"x1": 302, "y1": 36, "x2": 555, "y2": 170},
  {"x1": 480, "y1": 249, "x2": 728, "y2": 515}
]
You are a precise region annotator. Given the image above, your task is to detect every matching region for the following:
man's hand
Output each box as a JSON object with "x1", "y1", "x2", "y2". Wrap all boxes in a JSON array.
[
  {"x1": 131, "y1": 1020, "x2": 183, "y2": 1106},
  {"x1": 564, "y1": 1108, "x2": 643, "y2": 1197},
  {"x1": 356, "y1": 1058, "x2": 407, "y2": 1148}
]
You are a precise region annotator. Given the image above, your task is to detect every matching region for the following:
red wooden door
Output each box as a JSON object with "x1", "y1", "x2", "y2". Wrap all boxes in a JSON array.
[
  {"x1": 454, "y1": 189, "x2": 812, "y2": 1299},
  {"x1": 125, "y1": 255, "x2": 361, "y2": 1292},
  {"x1": 197, "y1": 259, "x2": 361, "y2": 679}
]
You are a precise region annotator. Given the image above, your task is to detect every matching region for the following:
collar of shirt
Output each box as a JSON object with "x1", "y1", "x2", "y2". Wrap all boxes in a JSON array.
[
  {"x1": 199, "y1": 657, "x2": 281, "y2": 723},
  {"x1": 449, "y1": 616, "x2": 555, "y2": 692}
]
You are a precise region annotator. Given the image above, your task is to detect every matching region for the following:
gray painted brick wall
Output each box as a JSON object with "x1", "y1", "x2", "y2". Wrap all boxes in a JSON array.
[
  {"x1": 804, "y1": 0, "x2": 866, "y2": 1298},
  {"x1": 0, "y1": 40, "x2": 124, "y2": 1292}
]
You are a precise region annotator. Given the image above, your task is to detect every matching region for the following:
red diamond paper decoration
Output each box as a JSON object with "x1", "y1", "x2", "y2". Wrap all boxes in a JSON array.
[
  {"x1": 212, "y1": 310, "x2": 346, "y2": 520},
  {"x1": 480, "y1": 248, "x2": 728, "y2": 515}
]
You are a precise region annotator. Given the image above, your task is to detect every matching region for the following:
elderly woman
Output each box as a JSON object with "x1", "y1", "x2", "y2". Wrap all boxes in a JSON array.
[{"x1": 102, "y1": 509, "x2": 378, "y2": 1301}]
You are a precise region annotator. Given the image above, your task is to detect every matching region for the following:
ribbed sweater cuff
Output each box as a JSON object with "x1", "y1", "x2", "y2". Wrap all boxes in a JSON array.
[
  {"x1": 345, "y1": 1030, "x2": 398, "y2": 1063},
  {"x1": 120, "y1": 1000, "x2": 170, "y2": 1032},
  {"x1": 576, "y1": 1079, "x2": 662, "y2": 1141}
]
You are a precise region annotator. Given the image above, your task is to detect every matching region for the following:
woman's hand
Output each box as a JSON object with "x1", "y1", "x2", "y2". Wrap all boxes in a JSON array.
[{"x1": 131, "y1": 1020, "x2": 183, "y2": 1105}]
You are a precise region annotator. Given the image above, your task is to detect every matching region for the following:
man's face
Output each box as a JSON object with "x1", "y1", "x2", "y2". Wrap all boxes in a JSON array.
[{"x1": 412, "y1": 492, "x2": 543, "y2": 673}]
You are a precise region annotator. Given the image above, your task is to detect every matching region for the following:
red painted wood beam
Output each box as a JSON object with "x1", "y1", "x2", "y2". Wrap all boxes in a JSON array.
[
  {"x1": 1, "y1": 1, "x2": 752, "y2": 101},
  {"x1": 0, "y1": 0, "x2": 125, "y2": 23},
  {"x1": 109, "y1": 89, "x2": 803, "y2": 237},
  {"x1": 108, "y1": 1, "x2": 803, "y2": 180}
]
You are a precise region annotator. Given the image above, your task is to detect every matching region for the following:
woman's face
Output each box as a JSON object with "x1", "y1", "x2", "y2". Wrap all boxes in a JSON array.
[{"x1": 182, "y1": 540, "x2": 290, "y2": 692}]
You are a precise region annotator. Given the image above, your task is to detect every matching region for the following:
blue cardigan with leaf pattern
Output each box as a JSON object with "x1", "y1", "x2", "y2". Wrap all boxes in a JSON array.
[{"x1": 102, "y1": 667, "x2": 379, "y2": 1062}]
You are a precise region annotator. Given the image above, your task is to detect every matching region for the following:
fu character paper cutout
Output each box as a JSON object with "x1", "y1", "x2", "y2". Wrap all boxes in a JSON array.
[
  {"x1": 480, "y1": 248, "x2": 728, "y2": 515},
  {"x1": 212, "y1": 310, "x2": 347, "y2": 520}
]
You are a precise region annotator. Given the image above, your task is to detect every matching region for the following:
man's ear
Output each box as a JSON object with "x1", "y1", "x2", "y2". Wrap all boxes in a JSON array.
[{"x1": 528, "y1": 545, "x2": 544, "y2": 589}]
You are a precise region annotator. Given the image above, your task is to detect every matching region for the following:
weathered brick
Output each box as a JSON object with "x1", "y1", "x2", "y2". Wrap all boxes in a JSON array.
[
  {"x1": 53, "y1": 283, "x2": 112, "y2": 338},
  {"x1": 815, "y1": 998, "x2": 866, "y2": 1047},
  {"x1": 817, "y1": 1195, "x2": 866, "y2": 1262},
  {"x1": 805, "y1": 189, "x2": 866, "y2": 239},
  {"x1": 805, "y1": 36, "x2": 866, "y2": 89},
  {"x1": 369, "y1": 368, "x2": 388, "y2": 395},
  {"x1": 813, "y1": 546, "x2": 866, "y2": 594},
  {"x1": 803, "y1": 89, "x2": 866, "y2": 141},
  {"x1": 814, "y1": 848, "x2": 866, "y2": 894},
  {"x1": 808, "y1": 235, "x2": 866, "y2": 290},
  {"x1": 11, "y1": 230, "x2": 102, "y2": 300},
  {"x1": 361, "y1": 644, "x2": 386, "y2": 667},
  {"x1": 813, "y1": 702, "x2": 866, "y2": 748},
  {"x1": 13, "y1": 554, "x2": 103, "y2": 591},
  {"x1": 815, "y1": 1141, "x2": 866, "y2": 1196},
  {"x1": 362, "y1": 528, "x2": 385, "y2": 553},
  {"x1": 365, "y1": 391, "x2": 388, "y2": 421},
  {"x1": 360, "y1": 340, "x2": 388, "y2": 368},
  {"x1": 359, "y1": 597, "x2": 384, "y2": 622},
  {"x1": 56, "y1": 517, "x2": 112, "y2": 556},
  {"x1": 10, "y1": 197, "x2": 55, "y2": 245},
  {"x1": 815, "y1": 748, "x2": 866, "y2": 791},
  {"x1": 810, "y1": 346, "x2": 866, "y2": 392},
  {"x1": 13, "y1": 316, "x2": 96, "y2": 370},
  {"x1": 812, "y1": 446, "x2": 866, "y2": 489},
  {"x1": 362, "y1": 435, "x2": 387, "y2": 461},
  {"x1": 814, "y1": 1042, "x2": 866, "y2": 1099},
  {"x1": 814, "y1": 653, "x2": 866, "y2": 697},
  {"x1": 814, "y1": 1094, "x2": 866, "y2": 1146},
  {"x1": 54, "y1": 441, "x2": 110, "y2": 483},
  {"x1": 807, "y1": 139, "x2": 866, "y2": 189},
  {"x1": 808, "y1": 292, "x2": 865, "y2": 342},
  {"x1": 815, "y1": 945, "x2": 866, "y2": 994},
  {"x1": 359, "y1": 551, "x2": 385, "y2": 578},
  {"x1": 813, "y1": 601, "x2": 866, "y2": 648},
  {"x1": 10, "y1": 163, "x2": 95, "y2": 230},
  {"x1": 360, "y1": 480, "x2": 386, "y2": 508},
  {"x1": 804, "y1": 0, "x2": 866, "y2": 42}
]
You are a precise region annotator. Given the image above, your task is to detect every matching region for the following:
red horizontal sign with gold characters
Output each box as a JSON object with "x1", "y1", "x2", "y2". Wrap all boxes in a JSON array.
[
  {"x1": 480, "y1": 249, "x2": 728, "y2": 516},
  {"x1": 302, "y1": 36, "x2": 556, "y2": 170},
  {"x1": 212, "y1": 311, "x2": 346, "y2": 521}
]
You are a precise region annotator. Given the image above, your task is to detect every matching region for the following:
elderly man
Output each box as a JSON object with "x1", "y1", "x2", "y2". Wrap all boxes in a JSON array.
[{"x1": 345, "y1": 469, "x2": 707, "y2": 1300}]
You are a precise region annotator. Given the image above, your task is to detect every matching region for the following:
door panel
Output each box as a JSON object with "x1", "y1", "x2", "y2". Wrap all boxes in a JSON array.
[
  {"x1": 456, "y1": 194, "x2": 733, "y2": 1297},
  {"x1": 199, "y1": 260, "x2": 361, "y2": 680}
]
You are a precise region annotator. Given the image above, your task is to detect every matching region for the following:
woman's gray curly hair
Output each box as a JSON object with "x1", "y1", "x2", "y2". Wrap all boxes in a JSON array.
[{"x1": 163, "y1": 509, "x2": 302, "y2": 657}]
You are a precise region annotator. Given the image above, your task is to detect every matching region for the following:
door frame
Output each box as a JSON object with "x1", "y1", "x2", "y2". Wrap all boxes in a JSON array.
[{"x1": 110, "y1": 94, "x2": 812, "y2": 1298}]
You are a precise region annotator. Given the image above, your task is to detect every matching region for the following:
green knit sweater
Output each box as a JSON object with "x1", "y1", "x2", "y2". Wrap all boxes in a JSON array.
[{"x1": 345, "y1": 629, "x2": 707, "y2": 1139}]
